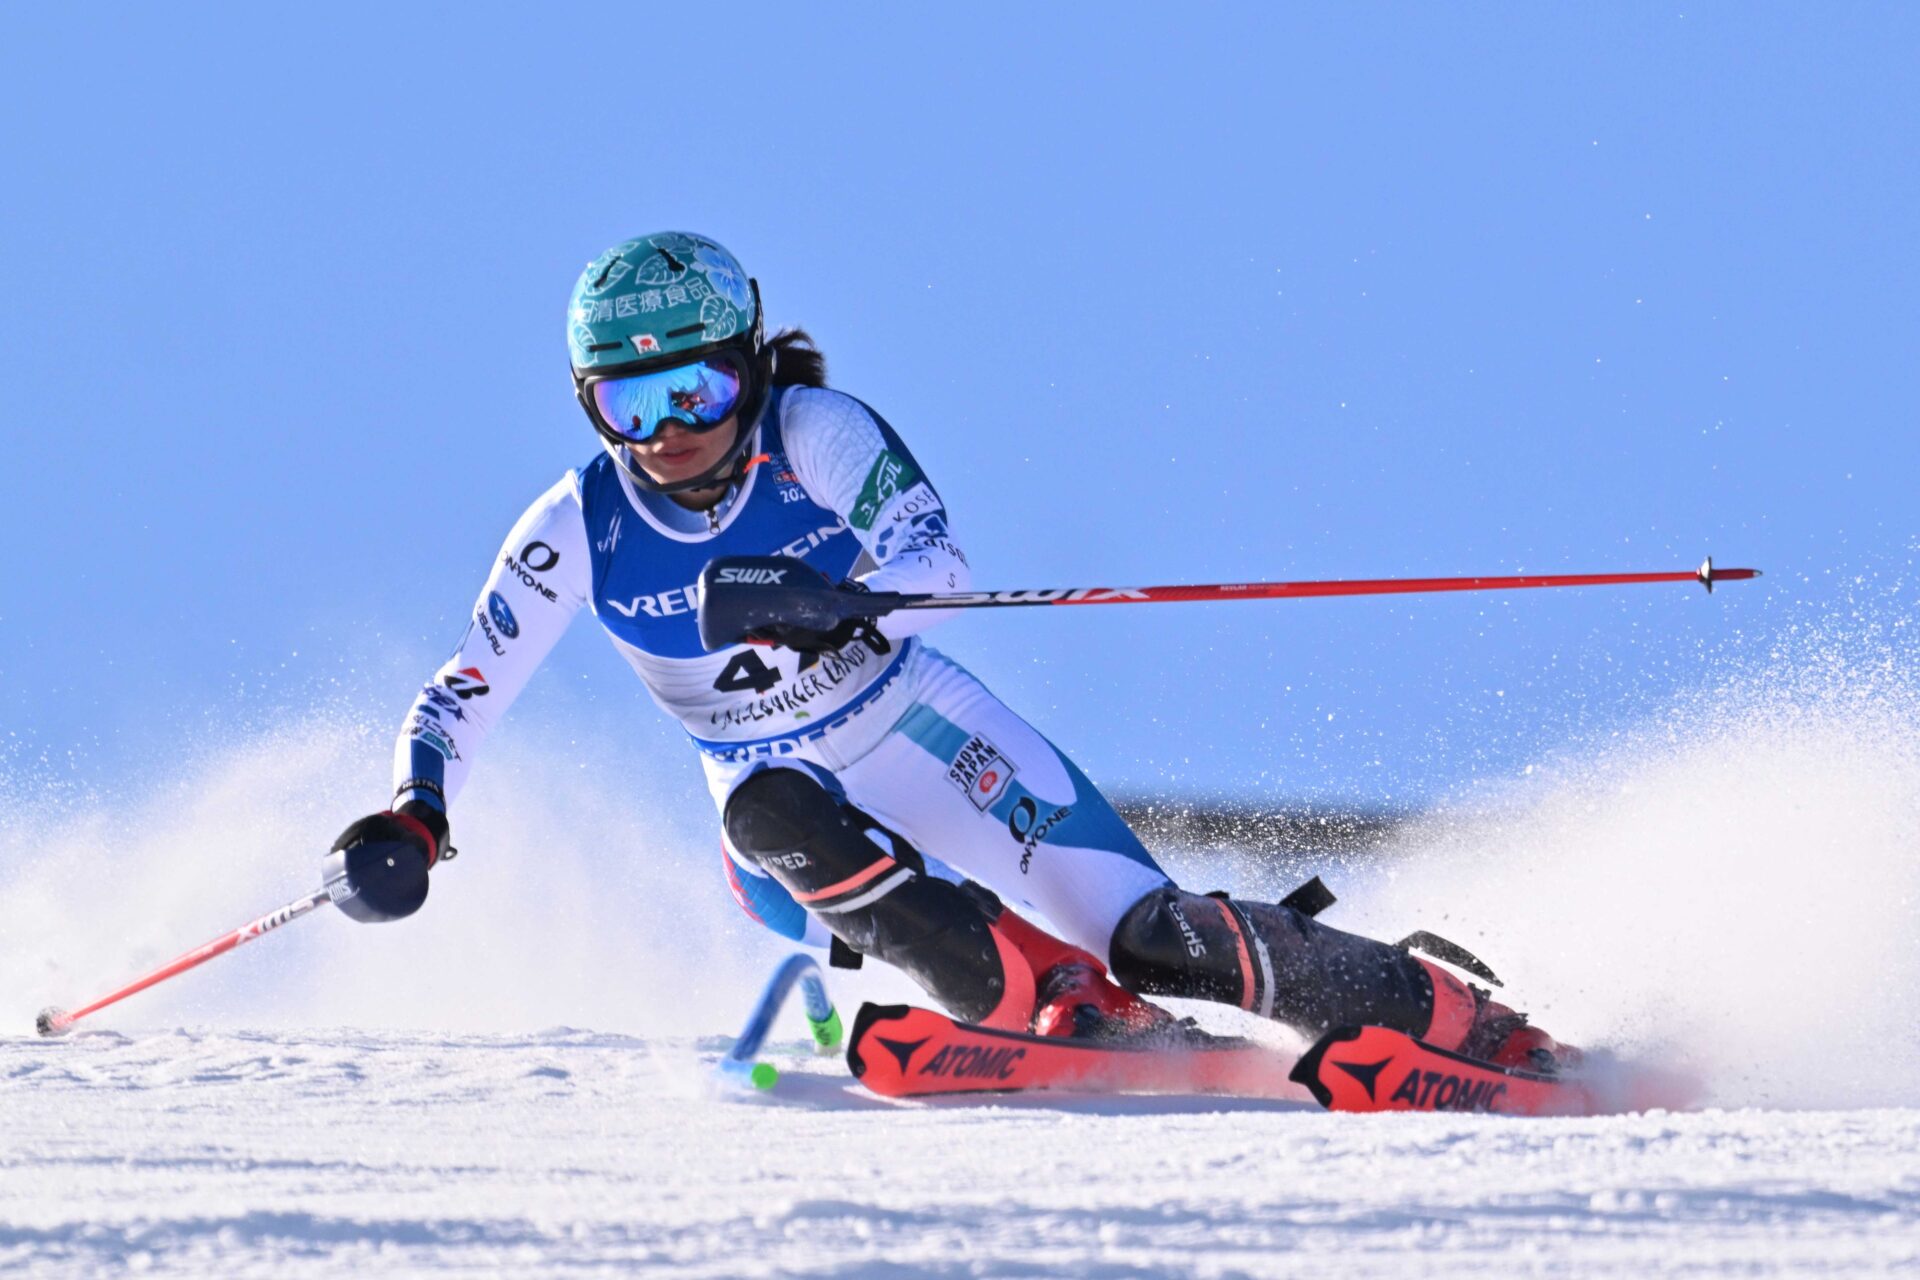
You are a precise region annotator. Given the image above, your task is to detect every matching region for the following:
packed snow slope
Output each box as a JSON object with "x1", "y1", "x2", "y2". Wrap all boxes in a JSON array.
[
  {"x1": 5, "y1": 1028, "x2": 1918, "y2": 1278},
  {"x1": 4, "y1": 620, "x2": 1919, "y2": 1275}
]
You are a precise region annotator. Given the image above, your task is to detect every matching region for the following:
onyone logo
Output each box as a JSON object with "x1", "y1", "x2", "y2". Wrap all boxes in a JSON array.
[
  {"x1": 501, "y1": 541, "x2": 561, "y2": 602},
  {"x1": 519, "y1": 541, "x2": 560, "y2": 572},
  {"x1": 1007, "y1": 797, "x2": 1072, "y2": 874},
  {"x1": 717, "y1": 566, "x2": 788, "y2": 585}
]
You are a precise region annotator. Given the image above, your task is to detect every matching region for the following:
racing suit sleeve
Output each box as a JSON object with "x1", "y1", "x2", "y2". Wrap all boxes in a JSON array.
[
  {"x1": 390, "y1": 474, "x2": 591, "y2": 812},
  {"x1": 777, "y1": 386, "x2": 971, "y2": 638}
]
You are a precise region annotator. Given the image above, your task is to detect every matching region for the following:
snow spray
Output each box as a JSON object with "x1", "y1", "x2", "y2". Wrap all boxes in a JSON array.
[
  {"x1": 0, "y1": 696, "x2": 810, "y2": 1037},
  {"x1": 6, "y1": 604, "x2": 1917, "y2": 1110}
]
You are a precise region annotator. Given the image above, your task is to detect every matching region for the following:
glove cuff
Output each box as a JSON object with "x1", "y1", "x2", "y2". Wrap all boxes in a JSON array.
[{"x1": 391, "y1": 801, "x2": 448, "y2": 868}]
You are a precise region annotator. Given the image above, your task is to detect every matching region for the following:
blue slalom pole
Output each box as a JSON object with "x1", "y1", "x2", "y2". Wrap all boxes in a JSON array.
[{"x1": 718, "y1": 953, "x2": 842, "y2": 1091}]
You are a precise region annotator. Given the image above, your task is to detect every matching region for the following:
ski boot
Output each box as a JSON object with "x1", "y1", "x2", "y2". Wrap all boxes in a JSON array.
[
  {"x1": 990, "y1": 908, "x2": 1173, "y2": 1041},
  {"x1": 1029, "y1": 959, "x2": 1176, "y2": 1041},
  {"x1": 1420, "y1": 958, "x2": 1583, "y2": 1075}
]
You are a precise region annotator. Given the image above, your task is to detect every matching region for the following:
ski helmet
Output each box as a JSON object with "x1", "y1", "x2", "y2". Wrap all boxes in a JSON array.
[{"x1": 568, "y1": 231, "x2": 767, "y2": 494}]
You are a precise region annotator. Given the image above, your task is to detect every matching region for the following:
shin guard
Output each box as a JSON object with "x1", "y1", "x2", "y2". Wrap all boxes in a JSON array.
[
  {"x1": 1108, "y1": 887, "x2": 1439, "y2": 1038},
  {"x1": 725, "y1": 768, "x2": 1035, "y2": 1027}
]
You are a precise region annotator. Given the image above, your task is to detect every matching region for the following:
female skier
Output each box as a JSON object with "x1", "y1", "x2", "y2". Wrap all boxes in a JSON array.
[{"x1": 326, "y1": 231, "x2": 1568, "y2": 1070}]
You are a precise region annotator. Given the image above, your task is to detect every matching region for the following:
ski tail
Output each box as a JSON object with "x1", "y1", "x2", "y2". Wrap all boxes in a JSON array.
[
  {"x1": 1290, "y1": 1025, "x2": 1700, "y2": 1116},
  {"x1": 847, "y1": 1002, "x2": 1310, "y2": 1100}
]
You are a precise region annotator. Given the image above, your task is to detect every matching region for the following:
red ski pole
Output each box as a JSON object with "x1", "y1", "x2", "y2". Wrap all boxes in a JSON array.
[
  {"x1": 36, "y1": 886, "x2": 335, "y2": 1037},
  {"x1": 698, "y1": 556, "x2": 1762, "y2": 652},
  {"x1": 880, "y1": 556, "x2": 1760, "y2": 613}
]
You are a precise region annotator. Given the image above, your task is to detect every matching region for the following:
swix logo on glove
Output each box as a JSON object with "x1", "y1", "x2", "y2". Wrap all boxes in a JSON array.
[{"x1": 716, "y1": 566, "x2": 789, "y2": 585}]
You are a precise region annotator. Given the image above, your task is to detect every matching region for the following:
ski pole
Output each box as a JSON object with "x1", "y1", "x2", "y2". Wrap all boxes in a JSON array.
[
  {"x1": 870, "y1": 555, "x2": 1759, "y2": 615},
  {"x1": 36, "y1": 886, "x2": 335, "y2": 1037},
  {"x1": 718, "y1": 953, "x2": 842, "y2": 1091},
  {"x1": 698, "y1": 555, "x2": 1761, "y2": 650}
]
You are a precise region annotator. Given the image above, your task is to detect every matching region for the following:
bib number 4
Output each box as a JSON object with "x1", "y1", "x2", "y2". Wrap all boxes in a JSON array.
[{"x1": 712, "y1": 648, "x2": 787, "y2": 694}]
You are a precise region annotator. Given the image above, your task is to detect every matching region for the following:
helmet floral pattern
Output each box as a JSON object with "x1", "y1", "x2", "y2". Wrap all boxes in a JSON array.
[{"x1": 567, "y1": 232, "x2": 757, "y2": 369}]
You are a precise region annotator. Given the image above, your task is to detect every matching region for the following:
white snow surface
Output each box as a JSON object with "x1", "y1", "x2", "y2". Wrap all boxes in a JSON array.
[
  {"x1": 5, "y1": 617, "x2": 1920, "y2": 1275},
  {"x1": 6, "y1": 1026, "x2": 1919, "y2": 1278}
]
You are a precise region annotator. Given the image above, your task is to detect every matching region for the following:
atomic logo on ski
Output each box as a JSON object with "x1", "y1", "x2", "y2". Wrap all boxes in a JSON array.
[
  {"x1": 877, "y1": 1036, "x2": 928, "y2": 1073},
  {"x1": 1334, "y1": 1055, "x2": 1393, "y2": 1101},
  {"x1": 848, "y1": 1002, "x2": 1312, "y2": 1100},
  {"x1": 1386, "y1": 1068, "x2": 1508, "y2": 1112},
  {"x1": 916, "y1": 1044, "x2": 1028, "y2": 1082}
]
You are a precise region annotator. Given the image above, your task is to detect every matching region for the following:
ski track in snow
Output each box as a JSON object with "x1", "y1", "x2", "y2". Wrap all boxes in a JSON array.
[{"x1": 4, "y1": 1027, "x2": 1918, "y2": 1278}]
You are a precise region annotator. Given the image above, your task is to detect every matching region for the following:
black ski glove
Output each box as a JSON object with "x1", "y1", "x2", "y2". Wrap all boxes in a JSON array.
[
  {"x1": 697, "y1": 556, "x2": 891, "y2": 656},
  {"x1": 750, "y1": 609, "x2": 890, "y2": 657},
  {"x1": 322, "y1": 800, "x2": 448, "y2": 923}
]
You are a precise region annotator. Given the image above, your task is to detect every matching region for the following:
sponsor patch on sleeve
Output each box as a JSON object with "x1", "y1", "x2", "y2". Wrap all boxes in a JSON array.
[{"x1": 850, "y1": 450, "x2": 922, "y2": 531}]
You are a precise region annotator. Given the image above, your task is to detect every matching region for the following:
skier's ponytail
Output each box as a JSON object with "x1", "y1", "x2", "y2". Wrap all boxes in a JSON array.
[{"x1": 764, "y1": 328, "x2": 827, "y2": 389}]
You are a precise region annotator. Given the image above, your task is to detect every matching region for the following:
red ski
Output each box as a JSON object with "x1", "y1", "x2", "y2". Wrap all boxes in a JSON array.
[
  {"x1": 846, "y1": 1002, "x2": 1313, "y2": 1101},
  {"x1": 1290, "y1": 1025, "x2": 1700, "y2": 1116}
]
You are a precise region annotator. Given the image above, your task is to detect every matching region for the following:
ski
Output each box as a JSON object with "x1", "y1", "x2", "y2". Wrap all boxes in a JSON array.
[
  {"x1": 1290, "y1": 1025, "x2": 1697, "y2": 1116},
  {"x1": 846, "y1": 1002, "x2": 1313, "y2": 1100}
]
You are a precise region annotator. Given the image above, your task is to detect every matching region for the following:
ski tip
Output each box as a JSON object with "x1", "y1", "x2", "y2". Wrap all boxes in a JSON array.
[
  {"x1": 35, "y1": 1007, "x2": 71, "y2": 1038},
  {"x1": 1289, "y1": 1024, "x2": 1363, "y2": 1109},
  {"x1": 845, "y1": 1002, "x2": 911, "y2": 1081}
]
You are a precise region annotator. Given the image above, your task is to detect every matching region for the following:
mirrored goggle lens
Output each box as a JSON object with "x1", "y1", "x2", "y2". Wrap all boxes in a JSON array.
[{"x1": 590, "y1": 355, "x2": 745, "y2": 442}]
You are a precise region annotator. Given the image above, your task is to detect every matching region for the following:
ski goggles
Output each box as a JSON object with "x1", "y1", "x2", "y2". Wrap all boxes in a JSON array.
[{"x1": 583, "y1": 349, "x2": 752, "y2": 443}]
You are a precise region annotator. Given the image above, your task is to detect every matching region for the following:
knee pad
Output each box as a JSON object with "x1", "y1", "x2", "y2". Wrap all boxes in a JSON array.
[
  {"x1": 724, "y1": 769, "x2": 1020, "y2": 1026},
  {"x1": 723, "y1": 767, "x2": 847, "y2": 861}
]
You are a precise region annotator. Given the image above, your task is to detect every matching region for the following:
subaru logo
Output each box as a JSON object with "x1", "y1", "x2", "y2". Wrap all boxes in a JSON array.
[{"x1": 487, "y1": 592, "x2": 520, "y2": 639}]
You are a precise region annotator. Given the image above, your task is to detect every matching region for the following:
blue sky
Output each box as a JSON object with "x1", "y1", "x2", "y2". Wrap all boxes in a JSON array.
[{"x1": 3, "y1": 5, "x2": 1915, "y2": 809}]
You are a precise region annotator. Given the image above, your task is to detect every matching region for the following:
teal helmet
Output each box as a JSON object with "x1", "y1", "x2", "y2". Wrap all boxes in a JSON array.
[{"x1": 567, "y1": 231, "x2": 767, "y2": 494}]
